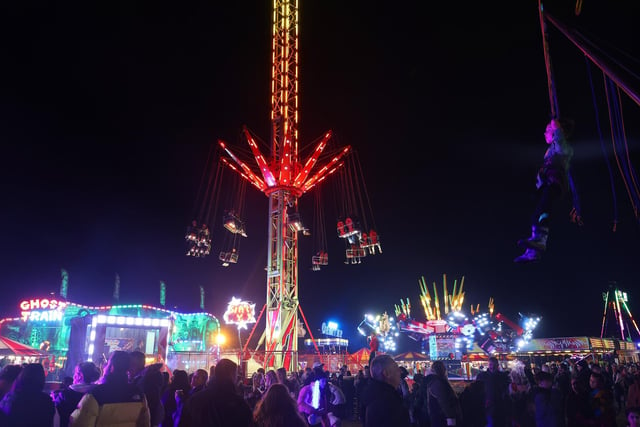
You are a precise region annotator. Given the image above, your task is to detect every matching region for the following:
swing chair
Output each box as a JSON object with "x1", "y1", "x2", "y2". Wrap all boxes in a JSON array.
[
  {"x1": 185, "y1": 145, "x2": 221, "y2": 258},
  {"x1": 333, "y1": 148, "x2": 382, "y2": 265},
  {"x1": 223, "y1": 210, "x2": 247, "y2": 237},
  {"x1": 310, "y1": 188, "x2": 328, "y2": 271},
  {"x1": 218, "y1": 168, "x2": 248, "y2": 267}
]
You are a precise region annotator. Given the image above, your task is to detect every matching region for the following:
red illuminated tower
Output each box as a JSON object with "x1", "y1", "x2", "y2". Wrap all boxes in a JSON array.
[{"x1": 218, "y1": 0, "x2": 350, "y2": 370}]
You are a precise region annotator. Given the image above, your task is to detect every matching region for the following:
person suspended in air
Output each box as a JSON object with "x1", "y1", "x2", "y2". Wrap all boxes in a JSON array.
[{"x1": 514, "y1": 118, "x2": 574, "y2": 263}]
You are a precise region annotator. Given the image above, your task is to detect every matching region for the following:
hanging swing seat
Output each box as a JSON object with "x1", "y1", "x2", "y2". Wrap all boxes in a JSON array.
[
  {"x1": 187, "y1": 242, "x2": 210, "y2": 258},
  {"x1": 223, "y1": 211, "x2": 247, "y2": 237},
  {"x1": 337, "y1": 217, "x2": 361, "y2": 239},
  {"x1": 312, "y1": 251, "x2": 329, "y2": 266},
  {"x1": 185, "y1": 222, "x2": 211, "y2": 258},
  {"x1": 346, "y1": 244, "x2": 366, "y2": 264},
  {"x1": 288, "y1": 212, "x2": 306, "y2": 233},
  {"x1": 219, "y1": 250, "x2": 239, "y2": 266}
]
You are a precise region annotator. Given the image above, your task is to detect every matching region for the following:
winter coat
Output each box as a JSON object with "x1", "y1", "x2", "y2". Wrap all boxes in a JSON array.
[
  {"x1": 627, "y1": 380, "x2": 640, "y2": 409},
  {"x1": 131, "y1": 363, "x2": 165, "y2": 427},
  {"x1": 175, "y1": 378, "x2": 251, "y2": 427},
  {"x1": 424, "y1": 373, "x2": 463, "y2": 427},
  {"x1": 536, "y1": 139, "x2": 573, "y2": 193},
  {"x1": 475, "y1": 369, "x2": 511, "y2": 419},
  {"x1": 532, "y1": 386, "x2": 565, "y2": 427},
  {"x1": 360, "y1": 378, "x2": 411, "y2": 427},
  {"x1": 70, "y1": 377, "x2": 150, "y2": 427},
  {"x1": 53, "y1": 383, "x2": 96, "y2": 427},
  {"x1": 0, "y1": 388, "x2": 55, "y2": 427}
]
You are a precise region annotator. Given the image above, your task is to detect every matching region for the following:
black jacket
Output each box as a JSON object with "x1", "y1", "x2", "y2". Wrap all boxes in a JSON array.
[
  {"x1": 424, "y1": 373, "x2": 463, "y2": 427},
  {"x1": 178, "y1": 378, "x2": 252, "y2": 427},
  {"x1": 360, "y1": 378, "x2": 411, "y2": 427}
]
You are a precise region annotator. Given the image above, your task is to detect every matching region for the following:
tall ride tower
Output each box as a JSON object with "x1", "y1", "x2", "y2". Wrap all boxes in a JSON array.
[
  {"x1": 218, "y1": 0, "x2": 350, "y2": 370},
  {"x1": 601, "y1": 284, "x2": 640, "y2": 342}
]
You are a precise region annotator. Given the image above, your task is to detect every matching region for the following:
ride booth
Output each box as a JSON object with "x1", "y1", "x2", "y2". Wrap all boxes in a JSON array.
[{"x1": 0, "y1": 296, "x2": 221, "y2": 377}]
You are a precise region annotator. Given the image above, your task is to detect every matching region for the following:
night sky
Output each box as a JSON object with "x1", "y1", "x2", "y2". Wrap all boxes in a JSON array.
[{"x1": 2, "y1": 1, "x2": 640, "y2": 351}]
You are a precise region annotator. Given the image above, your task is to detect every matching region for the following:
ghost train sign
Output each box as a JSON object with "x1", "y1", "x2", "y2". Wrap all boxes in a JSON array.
[{"x1": 19, "y1": 298, "x2": 67, "y2": 322}]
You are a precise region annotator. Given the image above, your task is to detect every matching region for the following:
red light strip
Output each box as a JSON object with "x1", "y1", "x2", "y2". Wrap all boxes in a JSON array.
[{"x1": 293, "y1": 130, "x2": 332, "y2": 187}]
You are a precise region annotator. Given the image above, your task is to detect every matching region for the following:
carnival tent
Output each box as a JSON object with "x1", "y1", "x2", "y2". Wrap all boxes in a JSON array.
[
  {"x1": 393, "y1": 351, "x2": 428, "y2": 362},
  {"x1": 0, "y1": 336, "x2": 45, "y2": 357},
  {"x1": 348, "y1": 347, "x2": 371, "y2": 364}
]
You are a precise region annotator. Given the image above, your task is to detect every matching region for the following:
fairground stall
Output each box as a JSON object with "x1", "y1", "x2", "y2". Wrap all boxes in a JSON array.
[
  {"x1": 0, "y1": 296, "x2": 221, "y2": 378},
  {"x1": 514, "y1": 336, "x2": 639, "y2": 364}
]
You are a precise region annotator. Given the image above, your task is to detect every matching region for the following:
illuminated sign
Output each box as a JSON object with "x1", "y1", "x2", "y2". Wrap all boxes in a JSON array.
[
  {"x1": 19, "y1": 298, "x2": 67, "y2": 322},
  {"x1": 321, "y1": 321, "x2": 343, "y2": 338},
  {"x1": 223, "y1": 297, "x2": 256, "y2": 330}
]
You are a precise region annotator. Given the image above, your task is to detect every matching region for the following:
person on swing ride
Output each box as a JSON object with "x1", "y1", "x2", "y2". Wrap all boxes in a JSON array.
[{"x1": 514, "y1": 118, "x2": 574, "y2": 263}]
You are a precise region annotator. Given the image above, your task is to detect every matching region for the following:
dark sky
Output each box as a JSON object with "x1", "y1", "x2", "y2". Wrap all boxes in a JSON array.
[{"x1": 1, "y1": 1, "x2": 639, "y2": 351}]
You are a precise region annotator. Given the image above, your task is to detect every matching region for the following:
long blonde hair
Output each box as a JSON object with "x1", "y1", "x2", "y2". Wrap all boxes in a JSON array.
[{"x1": 253, "y1": 383, "x2": 307, "y2": 427}]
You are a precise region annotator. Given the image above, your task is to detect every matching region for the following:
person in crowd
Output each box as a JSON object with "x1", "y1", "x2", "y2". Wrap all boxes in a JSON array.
[
  {"x1": 326, "y1": 371, "x2": 347, "y2": 424},
  {"x1": 175, "y1": 358, "x2": 251, "y2": 427},
  {"x1": 459, "y1": 379, "x2": 486, "y2": 427},
  {"x1": 129, "y1": 350, "x2": 165, "y2": 427},
  {"x1": 424, "y1": 360, "x2": 463, "y2": 427},
  {"x1": 565, "y1": 374, "x2": 595, "y2": 427},
  {"x1": 60, "y1": 376, "x2": 74, "y2": 390},
  {"x1": 410, "y1": 372, "x2": 430, "y2": 427},
  {"x1": 355, "y1": 365, "x2": 372, "y2": 422},
  {"x1": 554, "y1": 362, "x2": 572, "y2": 403},
  {"x1": 53, "y1": 361, "x2": 101, "y2": 427},
  {"x1": 276, "y1": 366, "x2": 296, "y2": 398},
  {"x1": 508, "y1": 361, "x2": 534, "y2": 427},
  {"x1": 264, "y1": 369, "x2": 279, "y2": 391},
  {"x1": 475, "y1": 356, "x2": 511, "y2": 427},
  {"x1": 627, "y1": 407, "x2": 640, "y2": 427},
  {"x1": 0, "y1": 363, "x2": 55, "y2": 427},
  {"x1": 160, "y1": 369, "x2": 190, "y2": 427},
  {"x1": 173, "y1": 368, "x2": 208, "y2": 425},
  {"x1": 360, "y1": 354, "x2": 411, "y2": 427},
  {"x1": 532, "y1": 370, "x2": 565, "y2": 427},
  {"x1": 70, "y1": 350, "x2": 150, "y2": 426},
  {"x1": 589, "y1": 372, "x2": 617, "y2": 427},
  {"x1": 398, "y1": 366, "x2": 413, "y2": 423},
  {"x1": 0, "y1": 365, "x2": 22, "y2": 401},
  {"x1": 245, "y1": 371, "x2": 265, "y2": 411},
  {"x1": 616, "y1": 366, "x2": 634, "y2": 411},
  {"x1": 188, "y1": 369, "x2": 208, "y2": 395},
  {"x1": 514, "y1": 118, "x2": 575, "y2": 263},
  {"x1": 161, "y1": 371, "x2": 170, "y2": 394},
  {"x1": 338, "y1": 366, "x2": 356, "y2": 421},
  {"x1": 628, "y1": 371, "x2": 640, "y2": 409},
  {"x1": 253, "y1": 382, "x2": 307, "y2": 427},
  {"x1": 575, "y1": 359, "x2": 593, "y2": 391},
  {"x1": 208, "y1": 364, "x2": 216, "y2": 383},
  {"x1": 297, "y1": 366, "x2": 342, "y2": 427},
  {"x1": 369, "y1": 332, "x2": 379, "y2": 362}
]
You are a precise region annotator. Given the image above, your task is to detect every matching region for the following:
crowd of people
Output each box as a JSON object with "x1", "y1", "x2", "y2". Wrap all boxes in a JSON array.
[
  {"x1": 395, "y1": 356, "x2": 640, "y2": 427},
  {"x1": 0, "y1": 352, "x2": 639, "y2": 427}
]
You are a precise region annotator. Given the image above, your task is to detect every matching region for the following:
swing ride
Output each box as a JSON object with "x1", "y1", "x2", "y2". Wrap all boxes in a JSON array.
[
  {"x1": 185, "y1": 0, "x2": 382, "y2": 370},
  {"x1": 532, "y1": 1, "x2": 640, "y2": 233}
]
